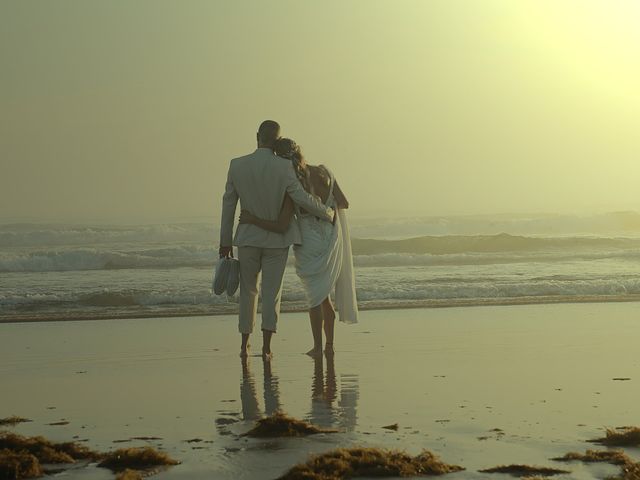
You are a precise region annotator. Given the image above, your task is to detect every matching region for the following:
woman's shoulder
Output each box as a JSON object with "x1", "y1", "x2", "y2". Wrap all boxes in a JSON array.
[
  {"x1": 306, "y1": 164, "x2": 331, "y2": 190},
  {"x1": 308, "y1": 164, "x2": 332, "y2": 178}
]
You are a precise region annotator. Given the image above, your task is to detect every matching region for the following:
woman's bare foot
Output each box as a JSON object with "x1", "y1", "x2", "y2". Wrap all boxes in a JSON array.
[
  {"x1": 306, "y1": 347, "x2": 323, "y2": 358},
  {"x1": 324, "y1": 343, "x2": 334, "y2": 356}
]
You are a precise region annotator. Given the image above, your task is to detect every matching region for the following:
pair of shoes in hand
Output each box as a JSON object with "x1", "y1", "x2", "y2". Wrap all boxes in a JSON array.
[{"x1": 213, "y1": 257, "x2": 240, "y2": 296}]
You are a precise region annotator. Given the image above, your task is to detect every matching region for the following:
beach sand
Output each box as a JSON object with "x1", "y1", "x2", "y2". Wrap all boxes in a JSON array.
[{"x1": 1, "y1": 302, "x2": 640, "y2": 479}]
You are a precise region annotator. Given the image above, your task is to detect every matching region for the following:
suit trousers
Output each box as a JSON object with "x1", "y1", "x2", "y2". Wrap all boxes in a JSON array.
[{"x1": 237, "y1": 246, "x2": 290, "y2": 334}]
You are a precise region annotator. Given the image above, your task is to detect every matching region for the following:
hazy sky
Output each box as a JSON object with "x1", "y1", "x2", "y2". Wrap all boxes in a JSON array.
[{"x1": 2, "y1": 0, "x2": 639, "y2": 222}]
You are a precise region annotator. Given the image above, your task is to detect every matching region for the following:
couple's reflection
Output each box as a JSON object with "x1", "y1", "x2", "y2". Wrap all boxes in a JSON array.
[{"x1": 240, "y1": 355, "x2": 359, "y2": 431}]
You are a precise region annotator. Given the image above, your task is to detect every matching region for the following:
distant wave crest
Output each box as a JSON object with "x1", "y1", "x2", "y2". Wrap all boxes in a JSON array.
[
  {"x1": 0, "y1": 246, "x2": 214, "y2": 272},
  {"x1": 351, "y1": 233, "x2": 640, "y2": 255},
  {"x1": 0, "y1": 223, "x2": 215, "y2": 247}
]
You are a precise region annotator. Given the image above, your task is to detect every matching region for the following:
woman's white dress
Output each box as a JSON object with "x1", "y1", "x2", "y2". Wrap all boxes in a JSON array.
[{"x1": 293, "y1": 166, "x2": 358, "y2": 324}]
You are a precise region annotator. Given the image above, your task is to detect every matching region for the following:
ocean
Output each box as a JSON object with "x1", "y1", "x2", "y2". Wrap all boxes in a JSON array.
[{"x1": 2, "y1": 212, "x2": 640, "y2": 321}]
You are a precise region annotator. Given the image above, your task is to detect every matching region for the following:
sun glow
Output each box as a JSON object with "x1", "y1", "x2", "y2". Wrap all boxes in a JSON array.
[
  {"x1": 507, "y1": 1, "x2": 640, "y2": 106},
  {"x1": 2, "y1": 0, "x2": 640, "y2": 219}
]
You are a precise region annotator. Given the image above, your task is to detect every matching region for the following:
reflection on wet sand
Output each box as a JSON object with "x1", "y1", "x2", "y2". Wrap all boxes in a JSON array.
[
  {"x1": 263, "y1": 358, "x2": 282, "y2": 415},
  {"x1": 240, "y1": 355, "x2": 358, "y2": 431},
  {"x1": 240, "y1": 357, "x2": 284, "y2": 421},
  {"x1": 240, "y1": 357, "x2": 261, "y2": 421},
  {"x1": 308, "y1": 354, "x2": 359, "y2": 431}
]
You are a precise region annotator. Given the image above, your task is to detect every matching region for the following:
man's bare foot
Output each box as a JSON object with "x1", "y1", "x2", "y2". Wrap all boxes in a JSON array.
[
  {"x1": 324, "y1": 343, "x2": 334, "y2": 356},
  {"x1": 306, "y1": 347, "x2": 323, "y2": 358},
  {"x1": 240, "y1": 333, "x2": 250, "y2": 358},
  {"x1": 262, "y1": 349, "x2": 273, "y2": 361}
]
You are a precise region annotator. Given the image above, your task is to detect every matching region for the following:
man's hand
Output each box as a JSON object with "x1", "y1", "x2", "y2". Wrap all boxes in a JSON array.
[
  {"x1": 238, "y1": 210, "x2": 257, "y2": 225},
  {"x1": 219, "y1": 246, "x2": 233, "y2": 258},
  {"x1": 320, "y1": 208, "x2": 336, "y2": 225}
]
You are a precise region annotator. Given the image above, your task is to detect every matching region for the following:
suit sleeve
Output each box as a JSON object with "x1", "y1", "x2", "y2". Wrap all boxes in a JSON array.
[
  {"x1": 284, "y1": 163, "x2": 334, "y2": 222},
  {"x1": 219, "y1": 163, "x2": 238, "y2": 247}
]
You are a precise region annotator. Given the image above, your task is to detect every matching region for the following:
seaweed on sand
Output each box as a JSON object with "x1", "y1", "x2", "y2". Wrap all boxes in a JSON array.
[
  {"x1": 0, "y1": 432, "x2": 178, "y2": 479},
  {"x1": 617, "y1": 462, "x2": 640, "y2": 480},
  {"x1": 552, "y1": 449, "x2": 640, "y2": 480},
  {"x1": 0, "y1": 418, "x2": 32, "y2": 428},
  {"x1": 0, "y1": 432, "x2": 101, "y2": 464},
  {"x1": 115, "y1": 469, "x2": 144, "y2": 480},
  {"x1": 0, "y1": 450, "x2": 43, "y2": 480},
  {"x1": 53, "y1": 441, "x2": 102, "y2": 460},
  {"x1": 0, "y1": 432, "x2": 101, "y2": 480},
  {"x1": 244, "y1": 413, "x2": 338, "y2": 438},
  {"x1": 98, "y1": 447, "x2": 179, "y2": 473},
  {"x1": 588, "y1": 427, "x2": 640, "y2": 447},
  {"x1": 478, "y1": 465, "x2": 570, "y2": 477},
  {"x1": 277, "y1": 447, "x2": 464, "y2": 479},
  {"x1": 552, "y1": 449, "x2": 632, "y2": 466}
]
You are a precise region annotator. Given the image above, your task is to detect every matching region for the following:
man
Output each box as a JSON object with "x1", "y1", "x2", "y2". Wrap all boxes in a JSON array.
[{"x1": 219, "y1": 120, "x2": 334, "y2": 359}]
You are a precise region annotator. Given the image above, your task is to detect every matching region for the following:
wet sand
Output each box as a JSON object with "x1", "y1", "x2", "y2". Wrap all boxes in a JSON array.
[
  {"x1": 4, "y1": 294, "x2": 640, "y2": 324},
  {"x1": 1, "y1": 302, "x2": 640, "y2": 479}
]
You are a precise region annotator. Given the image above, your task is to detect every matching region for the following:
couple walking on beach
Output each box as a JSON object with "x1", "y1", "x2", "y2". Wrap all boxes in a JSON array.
[{"x1": 219, "y1": 120, "x2": 358, "y2": 359}]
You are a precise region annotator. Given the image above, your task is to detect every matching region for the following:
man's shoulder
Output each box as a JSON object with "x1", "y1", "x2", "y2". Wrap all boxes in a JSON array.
[
  {"x1": 229, "y1": 152, "x2": 254, "y2": 165},
  {"x1": 230, "y1": 150, "x2": 288, "y2": 164},
  {"x1": 272, "y1": 155, "x2": 294, "y2": 170},
  {"x1": 227, "y1": 152, "x2": 256, "y2": 176},
  {"x1": 228, "y1": 151, "x2": 292, "y2": 177}
]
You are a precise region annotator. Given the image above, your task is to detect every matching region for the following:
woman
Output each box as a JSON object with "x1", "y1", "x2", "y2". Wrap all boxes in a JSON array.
[{"x1": 238, "y1": 138, "x2": 358, "y2": 357}]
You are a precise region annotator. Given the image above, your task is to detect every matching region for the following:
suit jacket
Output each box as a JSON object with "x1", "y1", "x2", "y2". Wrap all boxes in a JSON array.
[{"x1": 219, "y1": 148, "x2": 334, "y2": 248}]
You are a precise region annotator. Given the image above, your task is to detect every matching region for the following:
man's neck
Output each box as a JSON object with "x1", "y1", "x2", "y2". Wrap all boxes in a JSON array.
[{"x1": 257, "y1": 145, "x2": 274, "y2": 151}]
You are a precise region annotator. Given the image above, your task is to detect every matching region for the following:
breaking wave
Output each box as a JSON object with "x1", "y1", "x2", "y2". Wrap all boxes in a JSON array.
[
  {"x1": 3, "y1": 236, "x2": 640, "y2": 272},
  {"x1": 2, "y1": 270, "x2": 640, "y2": 316}
]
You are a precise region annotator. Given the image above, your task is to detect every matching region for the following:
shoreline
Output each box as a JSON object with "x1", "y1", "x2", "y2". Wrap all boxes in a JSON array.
[{"x1": 2, "y1": 293, "x2": 640, "y2": 324}]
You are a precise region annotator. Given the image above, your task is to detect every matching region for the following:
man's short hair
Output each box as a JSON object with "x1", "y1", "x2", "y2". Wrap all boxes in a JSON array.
[{"x1": 257, "y1": 120, "x2": 280, "y2": 147}]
